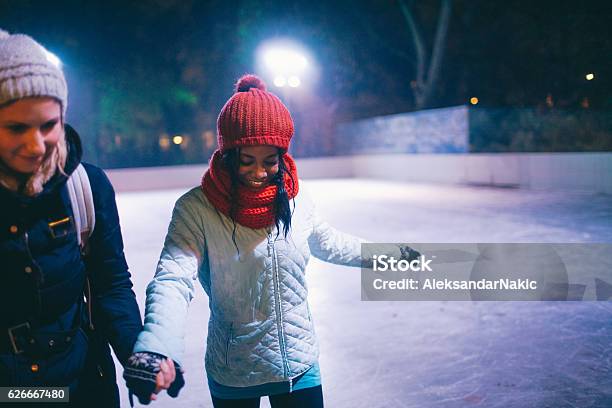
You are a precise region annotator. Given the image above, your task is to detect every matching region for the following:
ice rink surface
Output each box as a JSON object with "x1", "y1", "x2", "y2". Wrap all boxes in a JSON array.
[{"x1": 114, "y1": 179, "x2": 612, "y2": 407}]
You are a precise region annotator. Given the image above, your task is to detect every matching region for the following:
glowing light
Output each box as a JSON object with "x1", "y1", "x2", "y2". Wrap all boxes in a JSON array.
[
  {"x1": 273, "y1": 76, "x2": 287, "y2": 87},
  {"x1": 256, "y1": 39, "x2": 316, "y2": 89},
  {"x1": 159, "y1": 136, "x2": 170, "y2": 150},
  {"x1": 546, "y1": 94, "x2": 554, "y2": 108},
  {"x1": 202, "y1": 130, "x2": 215, "y2": 149},
  {"x1": 263, "y1": 49, "x2": 308, "y2": 73},
  {"x1": 586, "y1": 73, "x2": 594, "y2": 81},
  {"x1": 172, "y1": 135, "x2": 184, "y2": 145},
  {"x1": 470, "y1": 97, "x2": 479, "y2": 105},
  {"x1": 45, "y1": 50, "x2": 61, "y2": 68},
  {"x1": 288, "y1": 76, "x2": 301, "y2": 88},
  {"x1": 581, "y1": 97, "x2": 590, "y2": 109}
]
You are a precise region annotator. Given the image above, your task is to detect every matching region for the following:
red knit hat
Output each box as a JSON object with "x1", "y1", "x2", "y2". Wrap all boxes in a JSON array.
[{"x1": 217, "y1": 74, "x2": 294, "y2": 152}]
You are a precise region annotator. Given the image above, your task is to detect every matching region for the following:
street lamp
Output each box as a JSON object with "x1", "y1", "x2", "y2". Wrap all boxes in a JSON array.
[
  {"x1": 288, "y1": 76, "x2": 301, "y2": 88},
  {"x1": 255, "y1": 40, "x2": 317, "y2": 156},
  {"x1": 256, "y1": 39, "x2": 314, "y2": 90},
  {"x1": 273, "y1": 76, "x2": 287, "y2": 87}
]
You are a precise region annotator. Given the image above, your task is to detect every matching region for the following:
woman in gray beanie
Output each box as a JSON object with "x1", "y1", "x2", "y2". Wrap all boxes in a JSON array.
[{"x1": 0, "y1": 29, "x2": 170, "y2": 406}]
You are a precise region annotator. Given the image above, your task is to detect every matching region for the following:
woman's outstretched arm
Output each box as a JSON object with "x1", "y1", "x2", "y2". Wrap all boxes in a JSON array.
[{"x1": 132, "y1": 189, "x2": 207, "y2": 366}]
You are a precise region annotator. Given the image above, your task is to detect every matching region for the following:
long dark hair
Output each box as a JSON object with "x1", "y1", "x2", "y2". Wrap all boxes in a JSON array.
[{"x1": 222, "y1": 148, "x2": 295, "y2": 252}]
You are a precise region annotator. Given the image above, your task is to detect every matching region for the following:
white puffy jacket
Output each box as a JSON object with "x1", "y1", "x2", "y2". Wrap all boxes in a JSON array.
[{"x1": 133, "y1": 184, "x2": 400, "y2": 387}]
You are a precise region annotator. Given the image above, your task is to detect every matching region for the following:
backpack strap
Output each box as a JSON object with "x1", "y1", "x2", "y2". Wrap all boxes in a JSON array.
[
  {"x1": 66, "y1": 163, "x2": 96, "y2": 330},
  {"x1": 66, "y1": 163, "x2": 96, "y2": 253}
]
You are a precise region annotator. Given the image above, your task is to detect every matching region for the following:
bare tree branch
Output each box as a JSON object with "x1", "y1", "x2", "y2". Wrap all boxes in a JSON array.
[
  {"x1": 423, "y1": 0, "x2": 452, "y2": 106},
  {"x1": 352, "y1": 7, "x2": 415, "y2": 64},
  {"x1": 399, "y1": 0, "x2": 452, "y2": 109},
  {"x1": 398, "y1": 0, "x2": 426, "y2": 86}
]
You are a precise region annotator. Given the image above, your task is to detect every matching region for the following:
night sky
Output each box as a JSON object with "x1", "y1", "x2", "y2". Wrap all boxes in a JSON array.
[{"x1": 1, "y1": 0, "x2": 610, "y2": 164}]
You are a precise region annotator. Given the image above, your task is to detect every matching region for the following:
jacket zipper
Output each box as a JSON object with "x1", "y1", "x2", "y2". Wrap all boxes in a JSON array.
[
  {"x1": 23, "y1": 232, "x2": 44, "y2": 282},
  {"x1": 23, "y1": 231, "x2": 44, "y2": 315},
  {"x1": 268, "y1": 231, "x2": 292, "y2": 389},
  {"x1": 225, "y1": 323, "x2": 233, "y2": 367}
]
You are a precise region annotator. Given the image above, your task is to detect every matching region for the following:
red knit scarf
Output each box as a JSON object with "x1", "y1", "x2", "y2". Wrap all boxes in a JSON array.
[{"x1": 201, "y1": 149, "x2": 299, "y2": 229}]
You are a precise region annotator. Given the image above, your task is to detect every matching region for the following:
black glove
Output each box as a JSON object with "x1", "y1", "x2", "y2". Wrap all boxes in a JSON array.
[
  {"x1": 399, "y1": 244, "x2": 421, "y2": 262},
  {"x1": 123, "y1": 352, "x2": 184, "y2": 406},
  {"x1": 168, "y1": 365, "x2": 185, "y2": 398}
]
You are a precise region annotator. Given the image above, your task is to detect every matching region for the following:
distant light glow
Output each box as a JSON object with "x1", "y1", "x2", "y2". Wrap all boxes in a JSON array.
[
  {"x1": 159, "y1": 136, "x2": 170, "y2": 150},
  {"x1": 273, "y1": 76, "x2": 287, "y2": 87},
  {"x1": 202, "y1": 130, "x2": 215, "y2": 149},
  {"x1": 264, "y1": 49, "x2": 308, "y2": 73},
  {"x1": 546, "y1": 94, "x2": 554, "y2": 108},
  {"x1": 581, "y1": 97, "x2": 590, "y2": 109},
  {"x1": 256, "y1": 40, "x2": 316, "y2": 90},
  {"x1": 45, "y1": 50, "x2": 61, "y2": 68},
  {"x1": 470, "y1": 97, "x2": 479, "y2": 105},
  {"x1": 172, "y1": 135, "x2": 184, "y2": 145},
  {"x1": 586, "y1": 73, "x2": 594, "y2": 81},
  {"x1": 288, "y1": 76, "x2": 301, "y2": 88}
]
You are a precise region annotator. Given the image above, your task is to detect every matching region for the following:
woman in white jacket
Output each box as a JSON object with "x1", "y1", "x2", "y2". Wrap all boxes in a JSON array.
[{"x1": 124, "y1": 75, "x2": 407, "y2": 407}]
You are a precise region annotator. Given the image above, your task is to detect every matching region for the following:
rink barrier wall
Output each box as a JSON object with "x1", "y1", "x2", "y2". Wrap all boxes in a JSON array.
[
  {"x1": 105, "y1": 152, "x2": 612, "y2": 194},
  {"x1": 335, "y1": 105, "x2": 469, "y2": 155},
  {"x1": 348, "y1": 152, "x2": 612, "y2": 193}
]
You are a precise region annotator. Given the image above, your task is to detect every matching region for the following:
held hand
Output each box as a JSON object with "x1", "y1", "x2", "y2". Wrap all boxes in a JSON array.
[
  {"x1": 150, "y1": 358, "x2": 185, "y2": 400},
  {"x1": 150, "y1": 359, "x2": 175, "y2": 401},
  {"x1": 167, "y1": 362, "x2": 185, "y2": 398},
  {"x1": 151, "y1": 359, "x2": 185, "y2": 400},
  {"x1": 124, "y1": 352, "x2": 185, "y2": 406}
]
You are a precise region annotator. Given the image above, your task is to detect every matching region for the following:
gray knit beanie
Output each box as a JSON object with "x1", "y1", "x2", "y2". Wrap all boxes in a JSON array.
[{"x1": 0, "y1": 29, "x2": 67, "y2": 116}]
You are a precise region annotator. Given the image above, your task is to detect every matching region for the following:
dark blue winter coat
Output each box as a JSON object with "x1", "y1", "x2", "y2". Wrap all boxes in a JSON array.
[{"x1": 0, "y1": 125, "x2": 142, "y2": 406}]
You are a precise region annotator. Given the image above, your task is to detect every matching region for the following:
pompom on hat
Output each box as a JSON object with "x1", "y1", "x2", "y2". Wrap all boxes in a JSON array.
[
  {"x1": 0, "y1": 29, "x2": 68, "y2": 116},
  {"x1": 217, "y1": 74, "x2": 294, "y2": 152}
]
